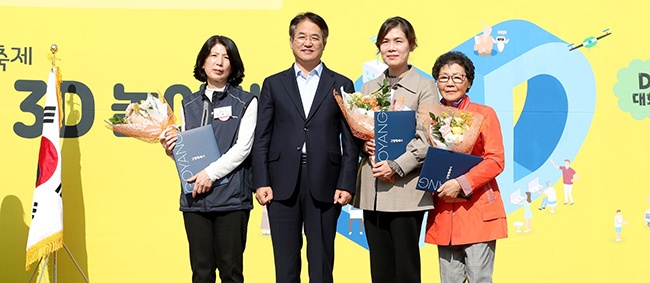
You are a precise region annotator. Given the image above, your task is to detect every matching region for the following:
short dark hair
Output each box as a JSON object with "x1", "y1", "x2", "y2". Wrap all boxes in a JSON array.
[
  {"x1": 375, "y1": 16, "x2": 418, "y2": 51},
  {"x1": 193, "y1": 35, "x2": 245, "y2": 87},
  {"x1": 432, "y1": 51, "x2": 475, "y2": 89},
  {"x1": 289, "y1": 12, "x2": 329, "y2": 45}
]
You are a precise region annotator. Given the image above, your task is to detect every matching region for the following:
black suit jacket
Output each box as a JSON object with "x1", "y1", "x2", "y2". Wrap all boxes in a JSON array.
[{"x1": 252, "y1": 64, "x2": 359, "y2": 203}]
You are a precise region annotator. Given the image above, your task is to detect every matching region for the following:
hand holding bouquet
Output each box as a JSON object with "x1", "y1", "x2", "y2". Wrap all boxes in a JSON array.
[
  {"x1": 419, "y1": 103, "x2": 483, "y2": 154},
  {"x1": 105, "y1": 93, "x2": 178, "y2": 143}
]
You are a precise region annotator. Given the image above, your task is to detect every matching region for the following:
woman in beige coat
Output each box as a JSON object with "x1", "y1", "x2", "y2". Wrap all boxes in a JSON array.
[{"x1": 355, "y1": 16, "x2": 436, "y2": 283}]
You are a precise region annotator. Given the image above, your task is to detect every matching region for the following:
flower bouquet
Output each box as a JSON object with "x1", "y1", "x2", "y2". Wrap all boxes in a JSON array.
[
  {"x1": 333, "y1": 79, "x2": 403, "y2": 141},
  {"x1": 334, "y1": 79, "x2": 404, "y2": 184},
  {"x1": 418, "y1": 103, "x2": 483, "y2": 154},
  {"x1": 105, "y1": 93, "x2": 178, "y2": 143}
]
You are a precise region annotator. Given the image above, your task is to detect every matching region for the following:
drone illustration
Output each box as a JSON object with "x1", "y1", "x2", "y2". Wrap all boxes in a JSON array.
[{"x1": 568, "y1": 28, "x2": 611, "y2": 51}]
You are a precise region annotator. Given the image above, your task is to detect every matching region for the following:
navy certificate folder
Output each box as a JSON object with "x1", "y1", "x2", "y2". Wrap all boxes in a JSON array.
[
  {"x1": 416, "y1": 147, "x2": 483, "y2": 198},
  {"x1": 374, "y1": 110, "x2": 416, "y2": 162},
  {"x1": 172, "y1": 125, "x2": 228, "y2": 194}
]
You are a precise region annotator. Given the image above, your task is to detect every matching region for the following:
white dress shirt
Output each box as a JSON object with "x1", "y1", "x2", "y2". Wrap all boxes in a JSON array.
[{"x1": 294, "y1": 62, "x2": 322, "y2": 153}]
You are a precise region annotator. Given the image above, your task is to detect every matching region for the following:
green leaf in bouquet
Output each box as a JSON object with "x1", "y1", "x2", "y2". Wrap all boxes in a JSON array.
[
  {"x1": 108, "y1": 114, "x2": 128, "y2": 125},
  {"x1": 373, "y1": 79, "x2": 392, "y2": 111},
  {"x1": 428, "y1": 112, "x2": 447, "y2": 145}
]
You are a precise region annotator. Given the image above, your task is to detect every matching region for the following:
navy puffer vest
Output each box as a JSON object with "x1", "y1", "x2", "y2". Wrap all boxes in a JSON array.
[{"x1": 179, "y1": 83, "x2": 256, "y2": 212}]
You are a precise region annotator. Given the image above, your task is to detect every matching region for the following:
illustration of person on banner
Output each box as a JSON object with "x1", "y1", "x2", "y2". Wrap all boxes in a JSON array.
[
  {"x1": 26, "y1": 46, "x2": 64, "y2": 271},
  {"x1": 424, "y1": 51, "x2": 508, "y2": 283},
  {"x1": 550, "y1": 158, "x2": 579, "y2": 205}
]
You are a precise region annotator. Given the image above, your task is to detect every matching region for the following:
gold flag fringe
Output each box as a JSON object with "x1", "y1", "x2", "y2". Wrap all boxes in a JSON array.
[
  {"x1": 55, "y1": 66, "x2": 63, "y2": 130},
  {"x1": 25, "y1": 230, "x2": 63, "y2": 270}
]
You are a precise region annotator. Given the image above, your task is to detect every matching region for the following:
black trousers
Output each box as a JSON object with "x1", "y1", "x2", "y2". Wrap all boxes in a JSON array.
[
  {"x1": 267, "y1": 162, "x2": 341, "y2": 283},
  {"x1": 363, "y1": 210, "x2": 425, "y2": 283},
  {"x1": 183, "y1": 210, "x2": 250, "y2": 283}
]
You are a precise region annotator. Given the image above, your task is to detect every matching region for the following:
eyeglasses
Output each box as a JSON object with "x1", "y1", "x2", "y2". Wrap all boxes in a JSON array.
[
  {"x1": 437, "y1": 74, "x2": 466, "y2": 84},
  {"x1": 293, "y1": 34, "x2": 322, "y2": 45}
]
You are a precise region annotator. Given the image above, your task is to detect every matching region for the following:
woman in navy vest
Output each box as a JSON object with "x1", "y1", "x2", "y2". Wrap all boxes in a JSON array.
[{"x1": 161, "y1": 35, "x2": 257, "y2": 283}]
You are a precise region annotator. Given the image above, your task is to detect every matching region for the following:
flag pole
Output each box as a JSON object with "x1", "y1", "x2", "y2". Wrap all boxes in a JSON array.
[
  {"x1": 49, "y1": 42, "x2": 59, "y2": 283},
  {"x1": 50, "y1": 44, "x2": 57, "y2": 68},
  {"x1": 53, "y1": 251, "x2": 57, "y2": 283},
  {"x1": 49, "y1": 44, "x2": 90, "y2": 283},
  {"x1": 26, "y1": 257, "x2": 42, "y2": 283},
  {"x1": 63, "y1": 244, "x2": 89, "y2": 283},
  {"x1": 37, "y1": 255, "x2": 48, "y2": 283}
]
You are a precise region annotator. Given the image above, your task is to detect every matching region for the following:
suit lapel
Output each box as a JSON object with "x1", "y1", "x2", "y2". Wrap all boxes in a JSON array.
[
  {"x1": 307, "y1": 65, "x2": 334, "y2": 121},
  {"x1": 279, "y1": 67, "x2": 307, "y2": 120}
]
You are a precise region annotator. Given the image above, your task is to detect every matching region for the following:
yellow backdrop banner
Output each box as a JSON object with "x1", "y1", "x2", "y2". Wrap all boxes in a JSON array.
[{"x1": 1, "y1": 1, "x2": 648, "y2": 282}]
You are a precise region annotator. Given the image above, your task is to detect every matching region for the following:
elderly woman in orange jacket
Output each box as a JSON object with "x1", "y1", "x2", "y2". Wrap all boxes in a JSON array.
[{"x1": 424, "y1": 51, "x2": 508, "y2": 283}]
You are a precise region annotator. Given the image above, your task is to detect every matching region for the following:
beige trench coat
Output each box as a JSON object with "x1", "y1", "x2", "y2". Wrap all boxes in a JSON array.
[{"x1": 353, "y1": 67, "x2": 437, "y2": 212}]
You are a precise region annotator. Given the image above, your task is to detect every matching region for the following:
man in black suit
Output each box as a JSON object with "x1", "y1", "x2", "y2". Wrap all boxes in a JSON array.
[{"x1": 252, "y1": 11, "x2": 359, "y2": 283}]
